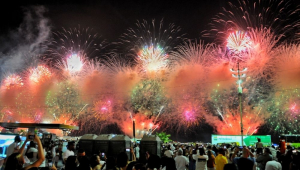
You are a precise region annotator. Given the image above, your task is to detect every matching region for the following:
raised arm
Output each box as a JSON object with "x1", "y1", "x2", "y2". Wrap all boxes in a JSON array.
[
  {"x1": 130, "y1": 147, "x2": 136, "y2": 161},
  {"x1": 231, "y1": 147, "x2": 239, "y2": 161}
]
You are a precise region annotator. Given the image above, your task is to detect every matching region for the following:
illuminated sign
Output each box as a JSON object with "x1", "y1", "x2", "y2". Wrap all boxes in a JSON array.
[{"x1": 211, "y1": 134, "x2": 271, "y2": 146}]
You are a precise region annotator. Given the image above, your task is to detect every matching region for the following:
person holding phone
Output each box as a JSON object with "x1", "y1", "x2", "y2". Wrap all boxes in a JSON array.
[{"x1": 4, "y1": 133, "x2": 45, "y2": 170}]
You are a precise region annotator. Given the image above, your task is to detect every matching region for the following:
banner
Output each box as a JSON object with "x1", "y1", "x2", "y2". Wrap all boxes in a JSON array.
[{"x1": 211, "y1": 134, "x2": 271, "y2": 146}]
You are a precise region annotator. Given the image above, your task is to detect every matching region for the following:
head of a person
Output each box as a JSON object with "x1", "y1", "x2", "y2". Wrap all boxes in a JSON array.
[
  {"x1": 133, "y1": 163, "x2": 146, "y2": 170},
  {"x1": 218, "y1": 148, "x2": 225, "y2": 155},
  {"x1": 199, "y1": 148, "x2": 205, "y2": 155},
  {"x1": 242, "y1": 148, "x2": 250, "y2": 157},
  {"x1": 90, "y1": 154, "x2": 100, "y2": 168},
  {"x1": 29, "y1": 141, "x2": 36, "y2": 148},
  {"x1": 116, "y1": 152, "x2": 128, "y2": 168},
  {"x1": 67, "y1": 141, "x2": 75, "y2": 151},
  {"x1": 65, "y1": 156, "x2": 77, "y2": 170},
  {"x1": 264, "y1": 148, "x2": 272, "y2": 155},
  {"x1": 15, "y1": 135, "x2": 21, "y2": 143},
  {"x1": 178, "y1": 149, "x2": 183, "y2": 156},
  {"x1": 192, "y1": 149, "x2": 197, "y2": 155},
  {"x1": 106, "y1": 156, "x2": 116, "y2": 169},
  {"x1": 127, "y1": 161, "x2": 137, "y2": 170},
  {"x1": 164, "y1": 157, "x2": 176, "y2": 170},
  {"x1": 77, "y1": 156, "x2": 91, "y2": 170},
  {"x1": 4, "y1": 152, "x2": 24, "y2": 170},
  {"x1": 223, "y1": 163, "x2": 237, "y2": 170},
  {"x1": 147, "y1": 154, "x2": 161, "y2": 169},
  {"x1": 257, "y1": 138, "x2": 261, "y2": 142},
  {"x1": 207, "y1": 150, "x2": 213, "y2": 158},
  {"x1": 77, "y1": 148, "x2": 85, "y2": 157},
  {"x1": 207, "y1": 145, "x2": 212, "y2": 150}
]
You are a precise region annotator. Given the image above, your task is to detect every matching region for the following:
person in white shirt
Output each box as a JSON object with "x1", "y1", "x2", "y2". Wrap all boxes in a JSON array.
[
  {"x1": 6, "y1": 135, "x2": 21, "y2": 158},
  {"x1": 170, "y1": 143, "x2": 175, "y2": 151},
  {"x1": 193, "y1": 148, "x2": 208, "y2": 170},
  {"x1": 26, "y1": 141, "x2": 38, "y2": 163},
  {"x1": 164, "y1": 145, "x2": 173, "y2": 158},
  {"x1": 265, "y1": 160, "x2": 282, "y2": 170},
  {"x1": 62, "y1": 141, "x2": 75, "y2": 163},
  {"x1": 174, "y1": 149, "x2": 189, "y2": 170},
  {"x1": 135, "y1": 144, "x2": 140, "y2": 160}
]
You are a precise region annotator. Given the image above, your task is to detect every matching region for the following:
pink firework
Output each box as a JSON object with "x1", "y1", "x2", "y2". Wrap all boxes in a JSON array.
[
  {"x1": 184, "y1": 110, "x2": 195, "y2": 121},
  {"x1": 226, "y1": 31, "x2": 252, "y2": 58},
  {"x1": 28, "y1": 65, "x2": 52, "y2": 83},
  {"x1": 2, "y1": 74, "x2": 24, "y2": 89}
]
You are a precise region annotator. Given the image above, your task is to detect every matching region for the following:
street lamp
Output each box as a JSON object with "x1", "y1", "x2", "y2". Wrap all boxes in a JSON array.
[{"x1": 230, "y1": 62, "x2": 247, "y2": 146}]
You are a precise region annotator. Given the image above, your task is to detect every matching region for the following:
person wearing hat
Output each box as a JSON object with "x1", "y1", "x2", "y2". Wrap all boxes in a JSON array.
[
  {"x1": 174, "y1": 148, "x2": 189, "y2": 170},
  {"x1": 6, "y1": 135, "x2": 21, "y2": 158}
]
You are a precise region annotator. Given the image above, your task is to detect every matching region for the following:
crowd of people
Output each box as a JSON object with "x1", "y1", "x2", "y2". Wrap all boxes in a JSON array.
[{"x1": 3, "y1": 135, "x2": 300, "y2": 170}]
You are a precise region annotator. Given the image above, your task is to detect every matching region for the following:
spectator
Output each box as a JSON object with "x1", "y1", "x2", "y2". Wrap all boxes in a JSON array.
[
  {"x1": 164, "y1": 145, "x2": 173, "y2": 158},
  {"x1": 5, "y1": 134, "x2": 45, "y2": 170},
  {"x1": 256, "y1": 147, "x2": 273, "y2": 170},
  {"x1": 6, "y1": 135, "x2": 21, "y2": 158},
  {"x1": 162, "y1": 157, "x2": 176, "y2": 170},
  {"x1": 26, "y1": 141, "x2": 38, "y2": 163},
  {"x1": 105, "y1": 156, "x2": 117, "y2": 170},
  {"x1": 207, "y1": 150, "x2": 215, "y2": 170},
  {"x1": 116, "y1": 152, "x2": 128, "y2": 170},
  {"x1": 232, "y1": 147, "x2": 255, "y2": 170},
  {"x1": 170, "y1": 143, "x2": 175, "y2": 151},
  {"x1": 193, "y1": 148, "x2": 208, "y2": 170},
  {"x1": 147, "y1": 152, "x2": 161, "y2": 170},
  {"x1": 174, "y1": 149, "x2": 189, "y2": 170},
  {"x1": 265, "y1": 160, "x2": 282, "y2": 170},
  {"x1": 280, "y1": 150, "x2": 292, "y2": 170},
  {"x1": 65, "y1": 156, "x2": 77, "y2": 170},
  {"x1": 223, "y1": 163, "x2": 237, "y2": 170},
  {"x1": 77, "y1": 148, "x2": 86, "y2": 157},
  {"x1": 90, "y1": 154, "x2": 102, "y2": 170},
  {"x1": 77, "y1": 156, "x2": 91, "y2": 170},
  {"x1": 135, "y1": 144, "x2": 140, "y2": 161},
  {"x1": 215, "y1": 148, "x2": 228, "y2": 170},
  {"x1": 133, "y1": 163, "x2": 146, "y2": 170},
  {"x1": 62, "y1": 141, "x2": 75, "y2": 162},
  {"x1": 256, "y1": 138, "x2": 263, "y2": 155},
  {"x1": 189, "y1": 149, "x2": 196, "y2": 170},
  {"x1": 62, "y1": 141, "x2": 75, "y2": 163},
  {"x1": 127, "y1": 161, "x2": 137, "y2": 170},
  {"x1": 207, "y1": 146, "x2": 216, "y2": 157},
  {"x1": 269, "y1": 146, "x2": 277, "y2": 159}
]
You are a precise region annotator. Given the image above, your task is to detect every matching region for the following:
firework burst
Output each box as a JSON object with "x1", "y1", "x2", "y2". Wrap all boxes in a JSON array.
[
  {"x1": 28, "y1": 65, "x2": 52, "y2": 83},
  {"x1": 203, "y1": 0, "x2": 300, "y2": 43},
  {"x1": 137, "y1": 45, "x2": 169, "y2": 74},
  {"x1": 119, "y1": 19, "x2": 186, "y2": 58},
  {"x1": 46, "y1": 26, "x2": 106, "y2": 63},
  {"x1": 1, "y1": 74, "x2": 24, "y2": 89}
]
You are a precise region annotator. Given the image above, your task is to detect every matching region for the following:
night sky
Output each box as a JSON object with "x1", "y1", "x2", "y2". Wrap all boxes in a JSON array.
[{"x1": 0, "y1": 0, "x2": 225, "y2": 42}]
